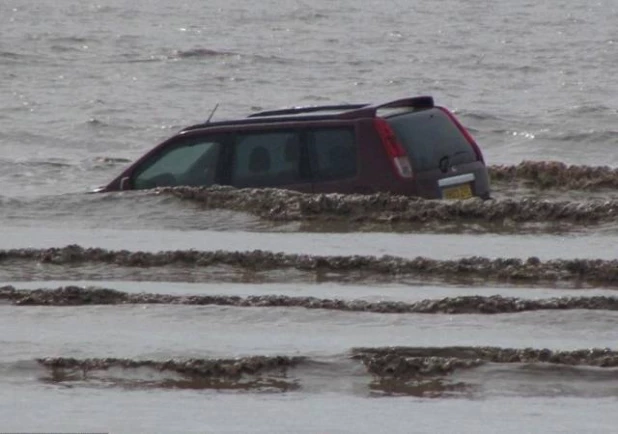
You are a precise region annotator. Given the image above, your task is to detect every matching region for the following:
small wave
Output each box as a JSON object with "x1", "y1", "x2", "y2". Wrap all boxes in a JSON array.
[
  {"x1": 1, "y1": 245, "x2": 618, "y2": 287},
  {"x1": 452, "y1": 110, "x2": 505, "y2": 122},
  {"x1": 85, "y1": 117, "x2": 108, "y2": 127},
  {"x1": 0, "y1": 195, "x2": 19, "y2": 206},
  {"x1": 29, "y1": 159, "x2": 74, "y2": 169},
  {"x1": 91, "y1": 156, "x2": 132, "y2": 165},
  {"x1": 543, "y1": 130, "x2": 618, "y2": 144},
  {"x1": 83, "y1": 156, "x2": 132, "y2": 173},
  {"x1": 0, "y1": 51, "x2": 23, "y2": 60},
  {"x1": 3, "y1": 286, "x2": 618, "y2": 313},
  {"x1": 48, "y1": 36, "x2": 91, "y2": 45},
  {"x1": 113, "y1": 48, "x2": 238, "y2": 64},
  {"x1": 50, "y1": 45, "x2": 88, "y2": 54},
  {"x1": 0, "y1": 158, "x2": 73, "y2": 169},
  {"x1": 120, "y1": 55, "x2": 168, "y2": 64},
  {"x1": 288, "y1": 10, "x2": 329, "y2": 21},
  {"x1": 170, "y1": 48, "x2": 237, "y2": 59},
  {"x1": 563, "y1": 104, "x2": 616, "y2": 115},
  {"x1": 0, "y1": 50, "x2": 51, "y2": 65}
]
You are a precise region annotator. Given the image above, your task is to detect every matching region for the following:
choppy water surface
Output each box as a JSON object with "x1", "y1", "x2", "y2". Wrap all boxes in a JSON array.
[{"x1": 1, "y1": 0, "x2": 617, "y2": 432}]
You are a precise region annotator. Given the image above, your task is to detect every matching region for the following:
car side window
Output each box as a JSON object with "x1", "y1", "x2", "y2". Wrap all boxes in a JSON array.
[
  {"x1": 309, "y1": 127, "x2": 357, "y2": 181},
  {"x1": 132, "y1": 136, "x2": 222, "y2": 189},
  {"x1": 231, "y1": 131, "x2": 303, "y2": 187}
]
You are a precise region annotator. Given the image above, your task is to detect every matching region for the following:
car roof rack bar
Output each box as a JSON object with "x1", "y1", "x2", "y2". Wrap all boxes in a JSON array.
[
  {"x1": 247, "y1": 103, "x2": 369, "y2": 118},
  {"x1": 374, "y1": 95, "x2": 434, "y2": 110},
  {"x1": 338, "y1": 96, "x2": 435, "y2": 118}
]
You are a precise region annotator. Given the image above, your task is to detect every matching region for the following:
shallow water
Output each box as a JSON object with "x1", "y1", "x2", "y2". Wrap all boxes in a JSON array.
[
  {"x1": 1, "y1": 390, "x2": 616, "y2": 434},
  {"x1": 1, "y1": 0, "x2": 617, "y2": 432},
  {"x1": 1, "y1": 226, "x2": 617, "y2": 259}
]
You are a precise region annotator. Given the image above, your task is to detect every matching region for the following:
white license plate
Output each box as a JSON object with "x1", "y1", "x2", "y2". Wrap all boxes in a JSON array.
[{"x1": 442, "y1": 183, "x2": 473, "y2": 199}]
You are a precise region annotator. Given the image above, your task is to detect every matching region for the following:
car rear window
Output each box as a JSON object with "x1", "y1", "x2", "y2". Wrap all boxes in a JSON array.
[
  {"x1": 385, "y1": 108, "x2": 477, "y2": 172},
  {"x1": 308, "y1": 127, "x2": 357, "y2": 181}
]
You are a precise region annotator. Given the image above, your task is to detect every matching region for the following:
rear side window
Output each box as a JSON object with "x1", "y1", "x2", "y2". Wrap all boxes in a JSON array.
[
  {"x1": 309, "y1": 127, "x2": 357, "y2": 181},
  {"x1": 386, "y1": 108, "x2": 477, "y2": 172},
  {"x1": 132, "y1": 137, "x2": 221, "y2": 189},
  {"x1": 231, "y1": 131, "x2": 303, "y2": 187}
]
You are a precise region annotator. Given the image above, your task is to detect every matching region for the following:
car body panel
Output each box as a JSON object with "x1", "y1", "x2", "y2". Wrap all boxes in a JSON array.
[{"x1": 100, "y1": 96, "x2": 491, "y2": 200}]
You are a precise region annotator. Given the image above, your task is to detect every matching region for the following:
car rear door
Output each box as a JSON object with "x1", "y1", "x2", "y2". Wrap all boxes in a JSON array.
[
  {"x1": 386, "y1": 108, "x2": 490, "y2": 199},
  {"x1": 226, "y1": 128, "x2": 313, "y2": 193},
  {"x1": 306, "y1": 124, "x2": 365, "y2": 194}
]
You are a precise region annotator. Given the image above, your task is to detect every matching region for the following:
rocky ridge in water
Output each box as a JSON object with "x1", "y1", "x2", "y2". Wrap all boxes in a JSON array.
[
  {"x1": 1, "y1": 245, "x2": 618, "y2": 286},
  {"x1": 36, "y1": 346, "x2": 618, "y2": 387},
  {"x1": 352, "y1": 346, "x2": 618, "y2": 377},
  {"x1": 489, "y1": 161, "x2": 618, "y2": 190},
  {"x1": 38, "y1": 355, "x2": 302, "y2": 378},
  {"x1": 154, "y1": 185, "x2": 618, "y2": 225},
  {"x1": 3, "y1": 285, "x2": 618, "y2": 313}
]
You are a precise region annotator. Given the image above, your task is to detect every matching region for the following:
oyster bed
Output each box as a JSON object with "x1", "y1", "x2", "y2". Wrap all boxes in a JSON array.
[
  {"x1": 35, "y1": 346, "x2": 618, "y2": 389},
  {"x1": 3, "y1": 285, "x2": 618, "y2": 313},
  {"x1": 155, "y1": 185, "x2": 618, "y2": 227},
  {"x1": 2, "y1": 245, "x2": 618, "y2": 286},
  {"x1": 489, "y1": 161, "x2": 618, "y2": 190}
]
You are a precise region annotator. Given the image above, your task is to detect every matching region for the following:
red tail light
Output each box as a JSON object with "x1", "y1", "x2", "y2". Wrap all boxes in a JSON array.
[
  {"x1": 373, "y1": 119, "x2": 413, "y2": 178},
  {"x1": 437, "y1": 107, "x2": 485, "y2": 163}
]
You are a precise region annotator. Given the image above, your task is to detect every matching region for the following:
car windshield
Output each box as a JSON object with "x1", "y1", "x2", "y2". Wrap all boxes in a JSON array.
[
  {"x1": 132, "y1": 137, "x2": 222, "y2": 189},
  {"x1": 385, "y1": 108, "x2": 477, "y2": 172}
]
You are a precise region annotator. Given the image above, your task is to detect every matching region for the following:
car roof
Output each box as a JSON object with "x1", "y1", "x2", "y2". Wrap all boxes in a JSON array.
[{"x1": 181, "y1": 96, "x2": 435, "y2": 132}]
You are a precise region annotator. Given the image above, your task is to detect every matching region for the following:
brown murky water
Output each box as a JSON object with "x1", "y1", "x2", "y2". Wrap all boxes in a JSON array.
[{"x1": 2, "y1": 0, "x2": 617, "y2": 432}]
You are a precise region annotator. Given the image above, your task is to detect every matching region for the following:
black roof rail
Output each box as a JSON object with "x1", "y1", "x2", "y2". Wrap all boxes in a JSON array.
[
  {"x1": 182, "y1": 96, "x2": 436, "y2": 131},
  {"x1": 247, "y1": 103, "x2": 369, "y2": 118},
  {"x1": 339, "y1": 96, "x2": 434, "y2": 118},
  {"x1": 376, "y1": 95, "x2": 434, "y2": 110}
]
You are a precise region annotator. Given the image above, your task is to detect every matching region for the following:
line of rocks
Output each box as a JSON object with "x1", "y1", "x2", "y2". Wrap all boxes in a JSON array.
[
  {"x1": 352, "y1": 346, "x2": 618, "y2": 378},
  {"x1": 155, "y1": 185, "x2": 618, "y2": 224},
  {"x1": 352, "y1": 346, "x2": 618, "y2": 368},
  {"x1": 359, "y1": 355, "x2": 485, "y2": 378},
  {"x1": 37, "y1": 346, "x2": 618, "y2": 383},
  {"x1": 489, "y1": 161, "x2": 618, "y2": 190},
  {"x1": 3, "y1": 285, "x2": 618, "y2": 313},
  {"x1": 37, "y1": 355, "x2": 303, "y2": 378},
  {"x1": 38, "y1": 354, "x2": 472, "y2": 382},
  {"x1": 2, "y1": 245, "x2": 618, "y2": 285}
]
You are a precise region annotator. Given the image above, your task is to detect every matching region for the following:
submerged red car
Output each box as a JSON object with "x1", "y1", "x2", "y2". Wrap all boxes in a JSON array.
[{"x1": 100, "y1": 96, "x2": 490, "y2": 200}]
